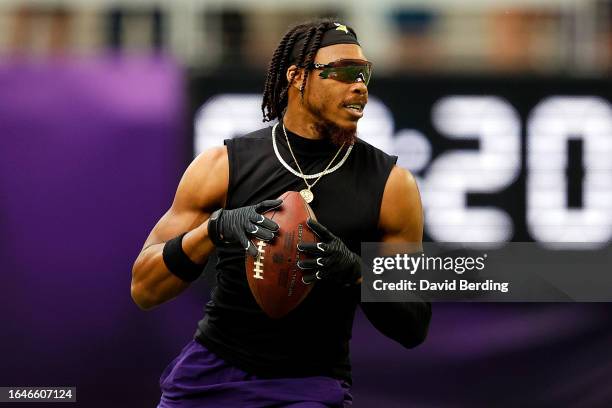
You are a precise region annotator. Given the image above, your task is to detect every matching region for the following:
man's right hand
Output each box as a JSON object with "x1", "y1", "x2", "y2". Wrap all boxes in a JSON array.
[{"x1": 207, "y1": 199, "x2": 283, "y2": 257}]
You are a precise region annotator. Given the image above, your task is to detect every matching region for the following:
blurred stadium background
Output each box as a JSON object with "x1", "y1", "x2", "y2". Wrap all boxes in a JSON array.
[
  {"x1": 1, "y1": 0, "x2": 610, "y2": 73},
  {"x1": 1, "y1": 0, "x2": 611, "y2": 407}
]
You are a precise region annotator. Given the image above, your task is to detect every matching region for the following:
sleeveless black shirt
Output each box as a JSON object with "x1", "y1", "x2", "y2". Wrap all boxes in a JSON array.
[{"x1": 195, "y1": 124, "x2": 397, "y2": 384}]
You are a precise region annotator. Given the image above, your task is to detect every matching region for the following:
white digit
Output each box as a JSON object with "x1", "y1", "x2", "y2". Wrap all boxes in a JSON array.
[
  {"x1": 394, "y1": 129, "x2": 432, "y2": 173},
  {"x1": 527, "y1": 96, "x2": 612, "y2": 247},
  {"x1": 425, "y1": 96, "x2": 521, "y2": 243}
]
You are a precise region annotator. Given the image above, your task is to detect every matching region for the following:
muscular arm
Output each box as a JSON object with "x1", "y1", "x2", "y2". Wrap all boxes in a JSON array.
[
  {"x1": 360, "y1": 166, "x2": 432, "y2": 348},
  {"x1": 130, "y1": 147, "x2": 228, "y2": 310}
]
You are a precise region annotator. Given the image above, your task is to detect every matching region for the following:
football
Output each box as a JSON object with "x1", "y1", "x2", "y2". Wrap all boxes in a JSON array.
[{"x1": 245, "y1": 191, "x2": 318, "y2": 319}]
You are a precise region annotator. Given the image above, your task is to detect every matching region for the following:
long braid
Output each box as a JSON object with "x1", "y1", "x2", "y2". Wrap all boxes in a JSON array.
[
  {"x1": 299, "y1": 25, "x2": 327, "y2": 96},
  {"x1": 272, "y1": 29, "x2": 306, "y2": 119},
  {"x1": 261, "y1": 27, "x2": 298, "y2": 121},
  {"x1": 276, "y1": 26, "x2": 315, "y2": 111},
  {"x1": 261, "y1": 18, "x2": 337, "y2": 122},
  {"x1": 261, "y1": 25, "x2": 303, "y2": 122}
]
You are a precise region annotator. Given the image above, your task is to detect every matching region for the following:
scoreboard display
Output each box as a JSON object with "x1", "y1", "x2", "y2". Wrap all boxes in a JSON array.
[{"x1": 190, "y1": 76, "x2": 612, "y2": 247}]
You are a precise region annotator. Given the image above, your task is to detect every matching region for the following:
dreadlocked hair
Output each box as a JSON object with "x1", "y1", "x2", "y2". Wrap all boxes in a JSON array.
[{"x1": 262, "y1": 18, "x2": 341, "y2": 122}]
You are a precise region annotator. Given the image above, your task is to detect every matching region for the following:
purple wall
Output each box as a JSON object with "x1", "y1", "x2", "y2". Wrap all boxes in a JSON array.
[
  {"x1": 0, "y1": 56, "x2": 196, "y2": 406},
  {"x1": 1, "y1": 56, "x2": 611, "y2": 407}
]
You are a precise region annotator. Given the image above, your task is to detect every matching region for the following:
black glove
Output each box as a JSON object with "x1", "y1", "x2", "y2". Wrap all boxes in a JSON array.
[
  {"x1": 208, "y1": 199, "x2": 282, "y2": 257},
  {"x1": 297, "y1": 218, "x2": 361, "y2": 286}
]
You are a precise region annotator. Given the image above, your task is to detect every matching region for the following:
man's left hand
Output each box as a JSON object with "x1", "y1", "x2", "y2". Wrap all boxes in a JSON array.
[{"x1": 297, "y1": 218, "x2": 361, "y2": 286}]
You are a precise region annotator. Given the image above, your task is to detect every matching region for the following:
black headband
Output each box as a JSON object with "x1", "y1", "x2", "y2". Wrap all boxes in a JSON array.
[{"x1": 289, "y1": 22, "x2": 360, "y2": 63}]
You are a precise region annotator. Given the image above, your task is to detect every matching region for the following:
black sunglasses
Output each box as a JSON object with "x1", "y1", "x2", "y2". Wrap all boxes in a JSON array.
[{"x1": 311, "y1": 59, "x2": 373, "y2": 86}]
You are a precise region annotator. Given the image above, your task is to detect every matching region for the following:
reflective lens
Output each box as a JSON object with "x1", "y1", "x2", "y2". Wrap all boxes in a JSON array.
[{"x1": 314, "y1": 59, "x2": 372, "y2": 86}]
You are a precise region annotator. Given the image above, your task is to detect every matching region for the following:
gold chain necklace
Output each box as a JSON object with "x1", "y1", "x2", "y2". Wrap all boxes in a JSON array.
[
  {"x1": 281, "y1": 123, "x2": 345, "y2": 203},
  {"x1": 272, "y1": 123, "x2": 353, "y2": 179}
]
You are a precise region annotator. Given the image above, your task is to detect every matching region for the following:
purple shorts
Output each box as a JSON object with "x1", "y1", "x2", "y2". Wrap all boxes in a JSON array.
[{"x1": 157, "y1": 340, "x2": 353, "y2": 408}]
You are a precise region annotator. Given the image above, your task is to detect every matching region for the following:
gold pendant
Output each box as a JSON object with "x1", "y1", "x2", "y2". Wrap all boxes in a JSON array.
[{"x1": 300, "y1": 189, "x2": 314, "y2": 203}]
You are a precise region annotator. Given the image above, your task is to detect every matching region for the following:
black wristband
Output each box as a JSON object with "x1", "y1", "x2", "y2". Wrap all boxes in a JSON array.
[
  {"x1": 162, "y1": 232, "x2": 204, "y2": 282},
  {"x1": 207, "y1": 208, "x2": 226, "y2": 246}
]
